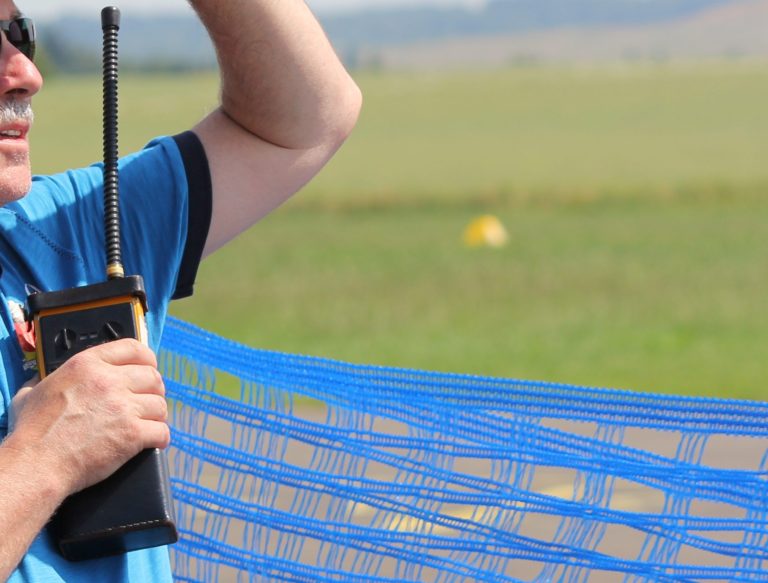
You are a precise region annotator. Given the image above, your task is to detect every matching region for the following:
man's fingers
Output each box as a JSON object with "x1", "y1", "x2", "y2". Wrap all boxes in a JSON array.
[
  {"x1": 9, "y1": 384, "x2": 35, "y2": 432},
  {"x1": 84, "y1": 338, "x2": 157, "y2": 368},
  {"x1": 21, "y1": 375, "x2": 40, "y2": 391},
  {"x1": 134, "y1": 394, "x2": 169, "y2": 423},
  {"x1": 137, "y1": 419, "x2": 171, "y2": 451},
  {"x1": 120, "y1": 365, "x2": 166, "y2": 397},
  {"x1": 14, "y1": 386, "x2": 33, "y2": 400}
]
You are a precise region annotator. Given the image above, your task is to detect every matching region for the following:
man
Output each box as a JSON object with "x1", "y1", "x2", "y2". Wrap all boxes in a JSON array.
[{"x1": 0, "y1": 0, "x2": 361, "y2": 581}]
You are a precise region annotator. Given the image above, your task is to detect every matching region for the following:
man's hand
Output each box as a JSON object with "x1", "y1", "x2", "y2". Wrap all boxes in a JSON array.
[
  {"x1": 0, "y1": 339, "x2": 168, "y2": 578},
  {"x1": 8, "y1": 339, "x2": 169, "y2": 495}
]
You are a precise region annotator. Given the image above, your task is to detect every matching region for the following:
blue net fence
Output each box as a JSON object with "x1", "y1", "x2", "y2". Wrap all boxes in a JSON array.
[{"x1": 160, "y1": 317, "x2": 768, "y2": 582}]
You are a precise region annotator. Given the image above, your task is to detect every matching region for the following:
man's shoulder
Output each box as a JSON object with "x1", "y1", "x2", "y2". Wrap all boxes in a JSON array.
[{"x1": 18, "y1": 136, "x2": 183, "y2": 213}]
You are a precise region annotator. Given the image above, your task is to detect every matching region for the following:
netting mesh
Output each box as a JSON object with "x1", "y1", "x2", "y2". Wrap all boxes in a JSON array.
[{"x1": 160, "y1": 318, "x2": 768, "y2": 582}]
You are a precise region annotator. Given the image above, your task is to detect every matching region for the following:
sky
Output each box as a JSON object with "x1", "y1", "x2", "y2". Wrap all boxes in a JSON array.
[{"x1": 23, "y1": 0, "x2": 478, "y2": 19}]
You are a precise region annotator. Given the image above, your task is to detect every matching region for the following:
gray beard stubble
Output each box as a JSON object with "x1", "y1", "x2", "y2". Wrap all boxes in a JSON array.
[{"x1": 0, "y1": 99, "x2": 35, "y2": 202}]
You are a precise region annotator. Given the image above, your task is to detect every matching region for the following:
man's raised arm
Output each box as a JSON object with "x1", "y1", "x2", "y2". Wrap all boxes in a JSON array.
[{"x1": 188, "y1": 0, "x2": 363, "y2": 256}]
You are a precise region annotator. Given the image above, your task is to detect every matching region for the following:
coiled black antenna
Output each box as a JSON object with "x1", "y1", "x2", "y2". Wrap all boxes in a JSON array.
[{"x1": 102, "y1": 6, "x2": 123, "y2": 280}]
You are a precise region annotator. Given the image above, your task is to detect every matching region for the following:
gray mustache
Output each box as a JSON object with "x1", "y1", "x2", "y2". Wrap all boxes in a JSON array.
[{"x1": 0, "y1": 100, "x2": 34, "y2": 125}]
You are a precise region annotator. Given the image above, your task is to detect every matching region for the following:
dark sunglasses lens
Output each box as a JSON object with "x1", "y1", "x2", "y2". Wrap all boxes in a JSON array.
[{"x1": 5, "y1": 18, "x2": 35, "y2": 61}]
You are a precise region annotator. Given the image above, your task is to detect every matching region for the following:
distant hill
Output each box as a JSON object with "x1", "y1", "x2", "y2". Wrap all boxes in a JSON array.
[
  {"x1": 375, "y1": 0, "x2": 768, "y2": 69},
  {"x1": 37, "y1": 0, "x2": 762, "y2": 72},
  {"x1": 40, "y1": 14, "x2": 215, "y2": 72},
  {"x1": 323, "y1": 0, "x2": 732, "y2": 51}
]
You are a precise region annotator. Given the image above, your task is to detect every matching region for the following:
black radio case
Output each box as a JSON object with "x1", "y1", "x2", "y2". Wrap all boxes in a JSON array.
[{"x1": 28, "y1": 277, "x2": 178, "y2": 561}]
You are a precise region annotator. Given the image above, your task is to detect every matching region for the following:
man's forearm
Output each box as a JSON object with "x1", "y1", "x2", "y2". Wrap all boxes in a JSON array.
[
  {"x1": 189, "y1": 0, "x2": 361, "y2": 150},
  {"x1": 0, "y1": 436, "x2": 68, "y2": 580},
  {"x1": 0, "y1": 340, "x2": 170, "y2": 579}
]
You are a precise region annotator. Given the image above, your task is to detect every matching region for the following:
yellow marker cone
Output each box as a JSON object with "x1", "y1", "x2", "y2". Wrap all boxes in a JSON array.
[{"x1": 463, "y1": 215, "x2": 509, "y2": 248}]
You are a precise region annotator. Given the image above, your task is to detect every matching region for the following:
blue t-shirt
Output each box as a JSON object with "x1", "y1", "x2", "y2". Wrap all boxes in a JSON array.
[{"x1": 0, "y1": 133, "x2": 211, "y2": 582}]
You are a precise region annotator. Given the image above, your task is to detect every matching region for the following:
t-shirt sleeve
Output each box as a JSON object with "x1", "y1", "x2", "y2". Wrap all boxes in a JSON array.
[
  {"x1": 12, "y1": 134, "x2": 211, "y2": 347},
  {"x1": 117, "y1": 135, "x2": 194, "y2": 305},
  {"x1": 170, "y1": 131, "x2": 212, "y2": 300},
  {"x1": 119, "y1": 132, "x2": 212, "y2": 304}
]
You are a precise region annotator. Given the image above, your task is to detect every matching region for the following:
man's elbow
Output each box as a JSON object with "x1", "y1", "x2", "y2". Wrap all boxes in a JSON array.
[{"x1": 323, "y1": 80, "x2": 363, "y2": 149}]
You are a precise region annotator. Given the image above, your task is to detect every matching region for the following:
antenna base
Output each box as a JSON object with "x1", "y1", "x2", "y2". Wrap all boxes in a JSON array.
[{"x1": 107, "y1": 263, "x2": 125, "y2": 280}]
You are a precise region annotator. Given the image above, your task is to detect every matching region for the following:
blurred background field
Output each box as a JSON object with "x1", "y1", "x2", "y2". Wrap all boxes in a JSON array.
[{"x1": 30, "y1": 61, "x2": 768, "y2": 399}]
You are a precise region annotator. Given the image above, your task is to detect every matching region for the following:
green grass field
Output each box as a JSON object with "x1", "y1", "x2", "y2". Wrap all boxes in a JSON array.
[{"x1": 30, "y1": 62, "x2": 768, "y2": 399}]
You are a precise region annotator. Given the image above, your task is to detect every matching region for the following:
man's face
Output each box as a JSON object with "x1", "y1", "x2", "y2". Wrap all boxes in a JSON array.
[{"x1": 0, "y1": 0, "x2": 42, "y2": 205}]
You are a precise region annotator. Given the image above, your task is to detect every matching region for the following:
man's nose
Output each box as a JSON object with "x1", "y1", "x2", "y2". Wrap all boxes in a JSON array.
[{"x1": 0, "y1": 35, "x2": 43, "y2": 98}]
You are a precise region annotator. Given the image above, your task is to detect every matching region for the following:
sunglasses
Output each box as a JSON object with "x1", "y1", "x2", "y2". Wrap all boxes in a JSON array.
[{"x1": 0, "y1": 17, "x2": 35, "y2": 62}]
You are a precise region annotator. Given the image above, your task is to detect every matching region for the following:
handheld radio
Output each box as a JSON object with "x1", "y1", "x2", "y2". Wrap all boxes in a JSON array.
[{"x1": 26, "y1": 7, "x2": 178, "y2": 561}]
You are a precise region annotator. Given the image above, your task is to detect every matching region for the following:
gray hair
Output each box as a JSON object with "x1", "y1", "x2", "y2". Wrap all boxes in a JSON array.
[{"x1": 0, "y1": 99, "x2": 34, "y2": 125}]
